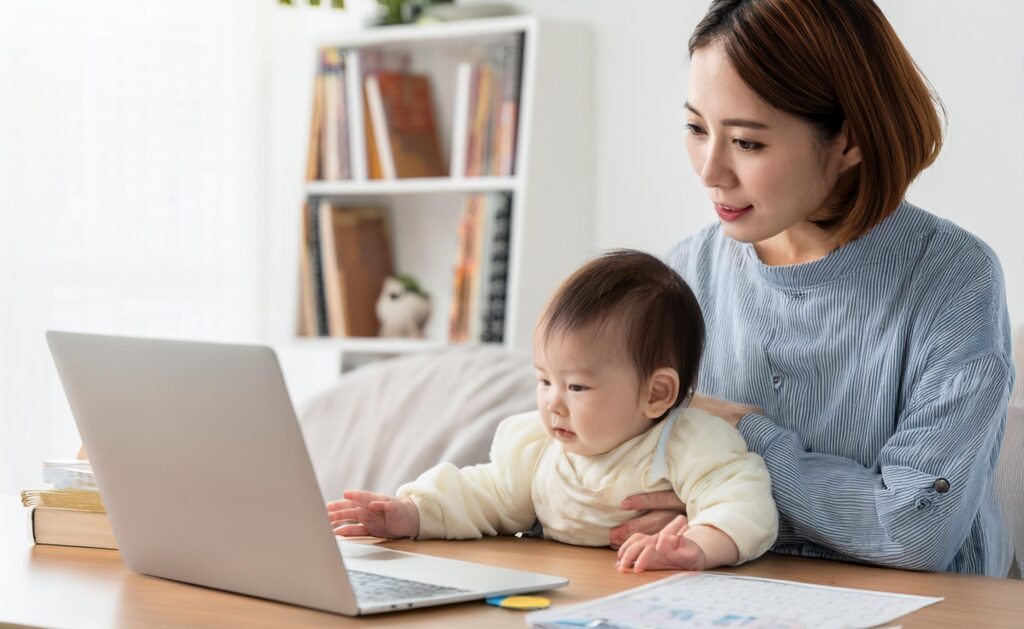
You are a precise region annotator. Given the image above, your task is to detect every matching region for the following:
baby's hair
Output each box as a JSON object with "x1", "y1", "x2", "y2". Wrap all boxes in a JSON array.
[{"x1": 538, "y1": 249, "x2": 705, "y2": 414}]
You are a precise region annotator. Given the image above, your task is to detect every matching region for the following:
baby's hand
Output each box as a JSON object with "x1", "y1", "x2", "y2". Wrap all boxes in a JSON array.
[
  {"x1": 326, "y1": 490, "x2": 420, "y2": 539},
  {"x1": 616, "y1": 515, "x2": 707, "y2": 572}
]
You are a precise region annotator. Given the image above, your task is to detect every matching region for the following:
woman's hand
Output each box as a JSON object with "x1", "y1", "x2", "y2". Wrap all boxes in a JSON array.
[
  {"x1": 689, "y1": 393, "x2": 762, "y2": 427},
  {"x1": 616, "y1": 515, "x2": 707, "y2": 572},
  {"x1": 327, "y1": 490, "x2": 420, "y2": 539},
  {"x1": 610, "y1": 491, "x2": 687, "y2": 549}
]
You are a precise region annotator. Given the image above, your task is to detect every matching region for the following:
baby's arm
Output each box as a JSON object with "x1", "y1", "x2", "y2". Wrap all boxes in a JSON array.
[
  {"x1": 327, "y1": 490, "x2": 420, "y2": 539},
  {"x1": 616, "y1": 515, "x2": 739, "y2": 572}
]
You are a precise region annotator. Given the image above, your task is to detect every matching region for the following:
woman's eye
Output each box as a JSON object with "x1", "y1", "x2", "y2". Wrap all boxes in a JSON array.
[
  {"x1": 734, "y1": 138, "x2": 764, "y2": 151},
  {"x1": 685, "y1": 123, "x2": 706, "y2": 136}
]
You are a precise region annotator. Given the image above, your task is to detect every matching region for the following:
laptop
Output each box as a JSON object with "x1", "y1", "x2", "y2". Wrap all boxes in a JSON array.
[{"x1": 45, "y1": 331, "x2": 567, "y2": 615}]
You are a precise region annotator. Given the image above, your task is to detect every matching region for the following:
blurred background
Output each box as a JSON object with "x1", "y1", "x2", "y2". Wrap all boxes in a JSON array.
[{"x1": 2, "y1": 0, "x2": 1021, "y2": 495}]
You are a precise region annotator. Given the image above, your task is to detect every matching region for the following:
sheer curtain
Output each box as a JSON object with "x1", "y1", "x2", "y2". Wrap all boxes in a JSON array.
[{"x1": 0, "y1": 0, "x2": 269, "y2": 494}]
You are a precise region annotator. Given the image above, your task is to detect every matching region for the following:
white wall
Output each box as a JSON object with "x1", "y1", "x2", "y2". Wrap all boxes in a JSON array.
[{"x1": 464, "y1": 0, "x2": 1024, "y2": 326}]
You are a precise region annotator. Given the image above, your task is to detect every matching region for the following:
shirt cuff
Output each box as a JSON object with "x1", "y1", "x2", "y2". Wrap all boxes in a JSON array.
[{"x1": 737, "y1": 412, "x2": 785, "y2": 456}]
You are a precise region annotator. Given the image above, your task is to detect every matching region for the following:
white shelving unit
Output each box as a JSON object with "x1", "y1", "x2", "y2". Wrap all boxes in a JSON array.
[{"x1": 274, "y1": 15, "x2": 595, "y2": 369}]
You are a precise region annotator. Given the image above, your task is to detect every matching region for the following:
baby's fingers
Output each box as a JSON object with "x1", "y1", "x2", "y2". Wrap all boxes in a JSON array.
[
  {"x1": 326, "y1": 499, "x2": 357, "y2": 513},
  {"x1": 616, "y1": 533, "x2": 648, "y2": 559},
  {"x1": 334, "y1": 523, "x2": 370, "y2": 537},
  {"x1": 632, "y1": 544, "x2": 660, "y2": 573},
  {"x1": 328, "y1": 507, "x2": 363, "y2": 524},
  {"x1": 616, "y1": 539, "x2": 647, "y2": 572}
]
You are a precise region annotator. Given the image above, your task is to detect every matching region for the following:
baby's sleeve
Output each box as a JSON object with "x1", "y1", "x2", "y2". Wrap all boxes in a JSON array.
[
  {"x1": 668, "y1": 410, "x2": 779, "y2": 563},
  {"x1": 396, "y1": 412, "x2": 547, "y2": 539}
]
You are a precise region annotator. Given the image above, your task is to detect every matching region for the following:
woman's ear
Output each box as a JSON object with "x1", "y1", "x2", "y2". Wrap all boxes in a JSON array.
[
  {"x1": 835, "y1": 122, "x2": 862, "y2": 174},
  {"x1": 644, "y1": 368, "x2": 680, "y2": 419}
]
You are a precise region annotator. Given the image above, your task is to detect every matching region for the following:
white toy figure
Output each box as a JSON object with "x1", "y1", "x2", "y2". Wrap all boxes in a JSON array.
[{"x1": 376, "y1": 275, "x2": 432, "y2": 338}]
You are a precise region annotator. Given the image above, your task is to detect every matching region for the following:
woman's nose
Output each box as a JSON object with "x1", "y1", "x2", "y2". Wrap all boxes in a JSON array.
[{"x1": 699, "y1": 140, "x2": 733, "y2": 188}]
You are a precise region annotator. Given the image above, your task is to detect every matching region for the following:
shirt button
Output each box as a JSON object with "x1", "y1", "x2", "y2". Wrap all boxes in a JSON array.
[
  {"x1": 771, "y1": 375, "x2": 782, "y2": 387},
  {"x1": 933, "y1": 478, "x2": 950, "y2": 493}
]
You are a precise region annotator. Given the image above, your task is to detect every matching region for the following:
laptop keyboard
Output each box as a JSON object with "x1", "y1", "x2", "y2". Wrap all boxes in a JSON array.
[{"x1": 347, "y1": 570, "x2": 469, "y2": 603}]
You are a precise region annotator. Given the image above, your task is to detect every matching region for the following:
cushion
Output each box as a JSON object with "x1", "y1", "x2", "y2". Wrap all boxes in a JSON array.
[{"x1": 297, "y1": 344, "x2": 536, "y2": 501}]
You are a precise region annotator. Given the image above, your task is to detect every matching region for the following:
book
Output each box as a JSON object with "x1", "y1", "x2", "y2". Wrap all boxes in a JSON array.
[
  {"x1": 364, "y1": 73, "x2": 397, "y2": 179},
  {"x1": 447, "y1": 198, "x2": 480, "y2": 342},
  {"x1": 29, "y1": 506, "x2": 117, "y2": 550},
  {"x1": 41, "y1": 458, "x2": 96, "y2": 491},
  {"x1": 448, "y1": 193, "x2": 512, "y2": 343},
  {"x1": 480, "y1": 194, "x2": 512, "y2": 342},
  {"x1": 306, "y1": 201, "x2": 330, "y2": 335},
  {"x1": 297, "y1": 202, "x2": 319, "y2": 336},
  {"x1": 316, "y1": 49, "x2": 350, "y2": 181},
  {"x1": 21, "y1": 489, "x2": 104, "y2": 512},
  {"x1": 456, "y1": 36, "x2": 523, "y2": 177},
  {"x1": 318, "y1": 200, "x2": 346, "y2": 336},
  {"x1": 465, "y1": 63, "x2": 492, "y2": 177},
  {"x1": 448, "y1": 61, "x2": 473, "y2": 177},
  {"x1": 305, "y1": 72, "x2": 324, "y2": 181},
  {"x1": 364, "y1": 72, "x2": 447, "y2": 179},
  {"x1": 496, "y1": 35, "x2": 523, "y2": 176},
  {"x1": 318, "y1": 205, "x2": 395, "y2": 337}
]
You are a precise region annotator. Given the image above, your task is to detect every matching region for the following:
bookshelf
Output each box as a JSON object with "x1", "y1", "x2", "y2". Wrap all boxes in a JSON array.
[{"x1": 280, "y1": 15, "x2": 594, "y2": 368}]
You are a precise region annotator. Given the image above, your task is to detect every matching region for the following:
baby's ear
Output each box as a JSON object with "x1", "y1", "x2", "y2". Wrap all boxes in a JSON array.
[{"x1": 644, "y1": 367, "x2": 680, "y2": 419}]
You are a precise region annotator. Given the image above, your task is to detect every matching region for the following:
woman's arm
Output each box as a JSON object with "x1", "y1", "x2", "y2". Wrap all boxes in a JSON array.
[{"x1": 740, "y1": 350, "x2": 1012, "y2": 571}]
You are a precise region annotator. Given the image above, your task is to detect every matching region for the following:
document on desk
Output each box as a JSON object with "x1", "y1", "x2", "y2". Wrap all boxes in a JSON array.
[{"x1": 525, "y1": 572, "x2": 942, "y2": 629}]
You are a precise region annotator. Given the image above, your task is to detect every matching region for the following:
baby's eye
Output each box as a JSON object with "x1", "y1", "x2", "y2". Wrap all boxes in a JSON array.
[
  {"x1": 538, "y1": 379, "x2": 551, "y2": 387},
  {"x1": 567, "y1": 384, "x2": 588, "y2": 392}
]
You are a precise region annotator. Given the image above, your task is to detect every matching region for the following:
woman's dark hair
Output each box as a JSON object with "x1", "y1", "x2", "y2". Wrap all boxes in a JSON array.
[
  {"x1": 538, "y1": 249, "x2": 705, "y2": 415},
  {"x1": 690, "y1": 0, "x2": 945, "y2": 246}
]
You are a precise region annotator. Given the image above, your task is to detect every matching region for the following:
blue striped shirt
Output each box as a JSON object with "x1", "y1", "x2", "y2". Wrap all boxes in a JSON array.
[{"x1": 665, "y1": 201, "x2": 1015, "y2": 576}]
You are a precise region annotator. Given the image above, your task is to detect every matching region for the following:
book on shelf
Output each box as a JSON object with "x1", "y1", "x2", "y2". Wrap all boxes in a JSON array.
[
  {"x1": 364, "y1": 72, "x2": 447, "y2": 179},
  {"x1": 449, "y1": 61, "x2": 473, "y2": 177},
  {"x1": 448, "y1": 193, "x2": 512, "y2": 343},
  {"x1": 303, "y1": 201, "x2": 331, "y2": 336},
  {"x1": 310, "y1": 203, "x2": 395, "y2": 338},
  {"x1": 461, "y1": 35, "x2": 523, "y2": 177},
  {"x1": 297, "y1": 201, "x2": 320, "y2": 337},
  {"x1": 308, "y1": 49, "x2": 351, "y2": 181},
  {"x1": 306, "y1": 73, "x2": 325, "y2": 181}
]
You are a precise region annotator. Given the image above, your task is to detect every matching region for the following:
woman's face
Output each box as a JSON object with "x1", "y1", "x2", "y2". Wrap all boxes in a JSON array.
[{"x1": 685, "y1": 42, "x2": 859, "y2": 248}]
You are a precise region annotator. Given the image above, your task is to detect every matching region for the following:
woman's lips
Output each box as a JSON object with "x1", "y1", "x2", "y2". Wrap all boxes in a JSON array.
[{"x1": 714, "y1": 202, "x2": 753, "y2": 222}]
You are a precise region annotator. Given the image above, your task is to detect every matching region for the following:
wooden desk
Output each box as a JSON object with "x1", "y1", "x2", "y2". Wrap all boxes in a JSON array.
[{"x1": 3, "y1": 498, "x2": 1022, "y2": 628}]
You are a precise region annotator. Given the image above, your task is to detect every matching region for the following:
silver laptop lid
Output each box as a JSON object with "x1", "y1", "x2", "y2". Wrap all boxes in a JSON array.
[{"x1": 46, "y1": 331, "x2": 359, "y2": 615}]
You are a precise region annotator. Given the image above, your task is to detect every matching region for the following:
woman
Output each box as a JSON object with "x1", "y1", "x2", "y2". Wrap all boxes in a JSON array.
[{"x1": 613, "y1": 0, "x2": 1015, "y2": 576}]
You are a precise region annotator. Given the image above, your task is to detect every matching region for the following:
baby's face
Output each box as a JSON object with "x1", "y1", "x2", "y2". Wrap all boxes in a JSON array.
[{"x1": 533, "y1": 328, "x2": 655, "y2": 456}]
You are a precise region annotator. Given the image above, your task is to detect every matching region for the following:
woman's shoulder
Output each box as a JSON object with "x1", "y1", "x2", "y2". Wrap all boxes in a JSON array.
[
  {"x1": 886, "y1": 202, "x2": 1003, "y2": 276},
  {"x1": 663, "y1": 221, "x2": 741, "y2": 285}
]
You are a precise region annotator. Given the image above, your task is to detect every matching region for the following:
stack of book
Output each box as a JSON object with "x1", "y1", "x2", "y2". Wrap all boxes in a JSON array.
[
  {"x1": 298, "y1": 203, "x2": 396, "y2": 338},
  {"x1": 22, "y1": 459, "x2": 116, "y2": 550},
  {"x1": 307, "y1": 48, "x2": 352, "y2": 181},
  {"x1": 448, "y1": 193, "x2": 512, "y2": 343},
  {"x1": 450, "y1": 34, "x2": 524, "y2": 177}
]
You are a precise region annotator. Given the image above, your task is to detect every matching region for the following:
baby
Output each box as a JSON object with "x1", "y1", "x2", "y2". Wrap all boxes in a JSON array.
[{"x1": 329, "y1": 250, "x2": 777, "y2": 572}]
